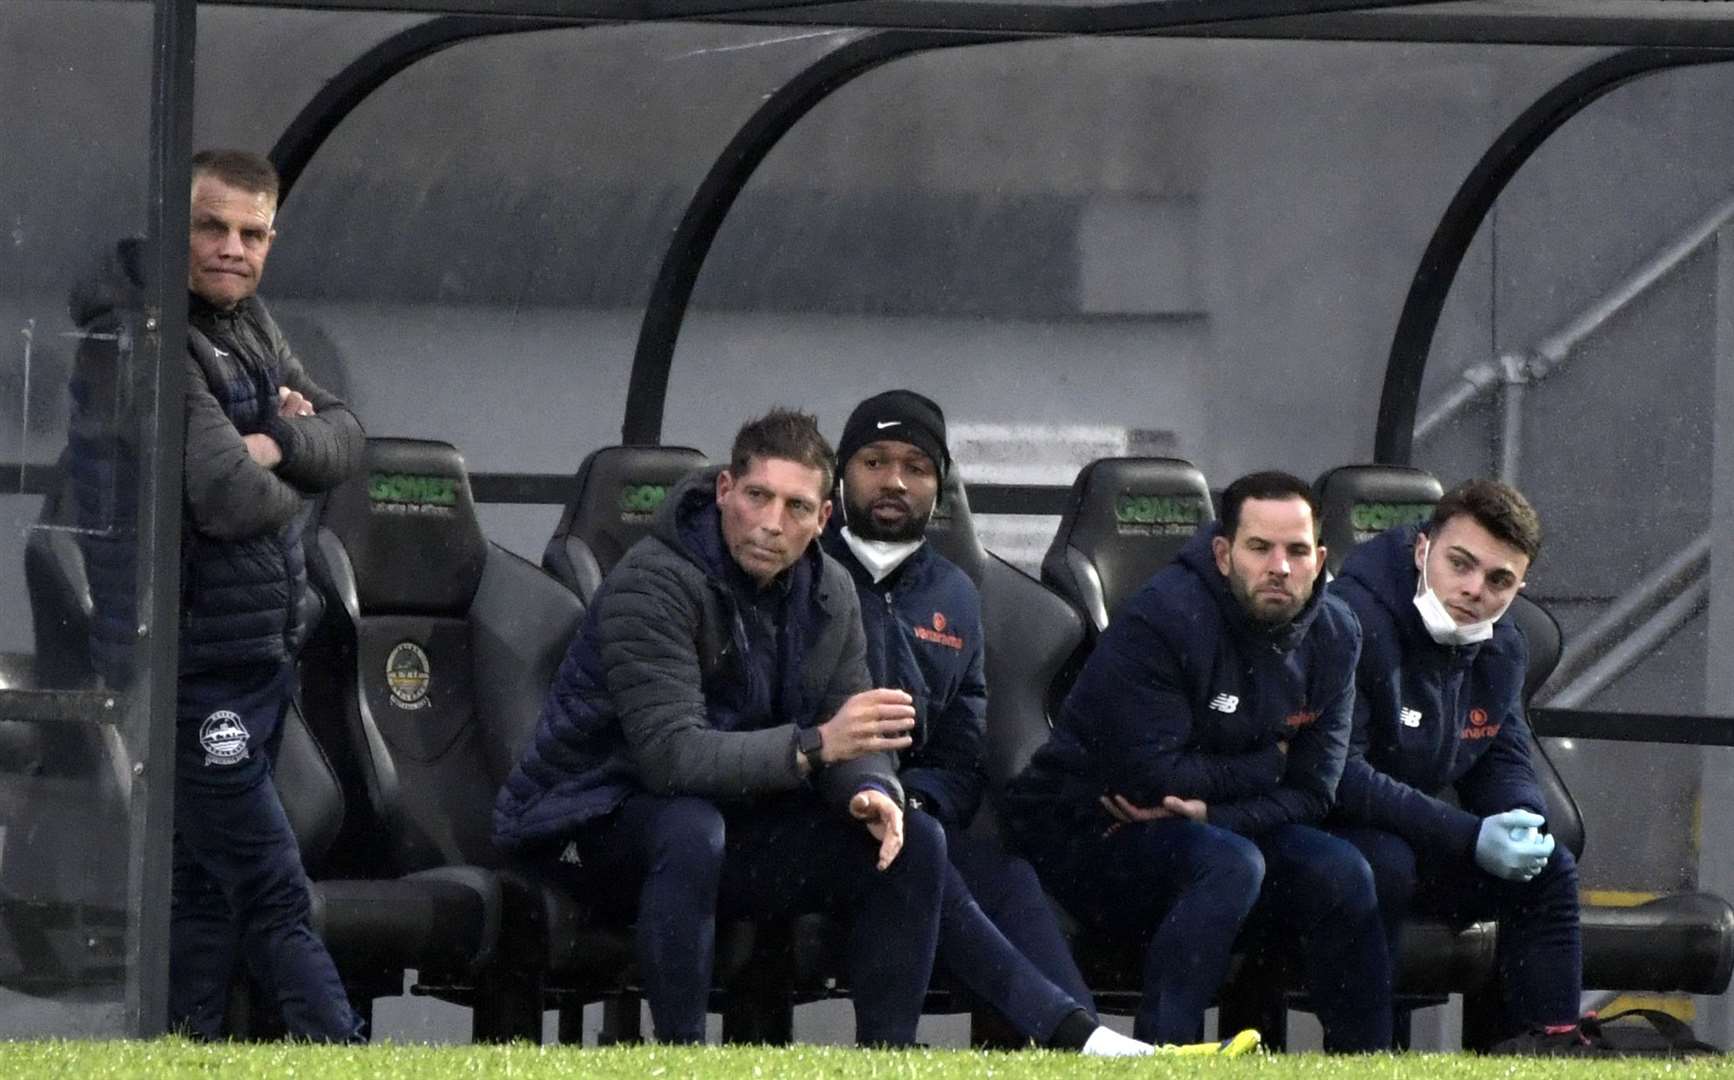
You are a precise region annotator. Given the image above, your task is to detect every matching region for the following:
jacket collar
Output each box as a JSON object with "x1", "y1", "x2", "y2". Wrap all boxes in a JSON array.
[
  {"x1": 188, "y1": 291, "x2": 257, "y2": 331},
  {"x1": 820, "y1": 516, "x2": 932, "y2": 593}
]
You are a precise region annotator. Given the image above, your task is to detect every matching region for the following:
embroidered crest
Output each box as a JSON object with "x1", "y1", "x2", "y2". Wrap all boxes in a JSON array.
[
  {"x1": 200, "y1": 710, "x2": 250, "y2": 767},
  {"x1": 385, "y1": 642, "x2": 432, "y2": 710}
]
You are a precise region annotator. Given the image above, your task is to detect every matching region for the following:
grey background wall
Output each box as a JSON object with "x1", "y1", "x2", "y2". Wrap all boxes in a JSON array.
[{"x1": 5, "y1": 3, "x2": 1734, "y2": 1043}]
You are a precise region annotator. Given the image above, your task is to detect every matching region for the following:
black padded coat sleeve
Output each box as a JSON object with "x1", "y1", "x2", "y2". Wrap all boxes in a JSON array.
[
  {"x1": 257, "y1": 308, "x2": 364, "y2": 493},
  {"x1": 182, "y1": 350, "x2": 305, "y2": 542}
]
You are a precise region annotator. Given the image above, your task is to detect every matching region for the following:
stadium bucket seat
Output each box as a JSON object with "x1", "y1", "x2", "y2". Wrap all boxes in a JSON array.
[
  {"x1": 541, "y1": 445, "x2": 707, "y2": 603},
  {"x1": 300, "y1": 437, "x2": 595, "y2": 1040},
  {"x1": 1040, "y1": 457, "x2": 1214, "y2": 636}
]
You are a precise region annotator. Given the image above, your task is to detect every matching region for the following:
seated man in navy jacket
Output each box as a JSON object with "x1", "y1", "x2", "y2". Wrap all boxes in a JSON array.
[
  {"x1": 821, "y1": 390, "x2": 1183, "y2": 1056},
  {"x1": 1004, "y1": 471, "x2": 1391, "y2": 1050},
  {"x1": 494, "y1": 408, "x2": 947, "y2": 1046},
  {"x1": 1328, "y1": 479, "x2": 1580, "y2": 1044}
]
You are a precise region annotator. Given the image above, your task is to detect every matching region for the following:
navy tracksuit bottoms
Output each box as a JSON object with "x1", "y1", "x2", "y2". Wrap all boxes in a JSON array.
[
  {"x1": 170, "y1": 662, "x2": 362, "y2": 1042},
  {"x1": 553, "y1": 791, "x2": 947, "y2": 1045},
  {"x1": 932, "y1": 822, "x2": 1097, "y2": 1043},
  {"x1": 1334, "y1": 825, "x2": 1582, "y2": 1035},
  {"x1": 1021, "y1": 817, "x2": 1393, "y2": 1050}
]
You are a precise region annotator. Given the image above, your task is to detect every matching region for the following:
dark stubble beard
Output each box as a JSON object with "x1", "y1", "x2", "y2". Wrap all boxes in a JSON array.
[{"x1": 1228, "y1": 566, "x2": 1308, "y2": 626}]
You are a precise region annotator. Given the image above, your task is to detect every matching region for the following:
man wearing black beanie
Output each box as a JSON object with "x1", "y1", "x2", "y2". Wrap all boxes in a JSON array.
[{"x1": 821, "y1": 389, "x2": 1256, "y2": 1057}]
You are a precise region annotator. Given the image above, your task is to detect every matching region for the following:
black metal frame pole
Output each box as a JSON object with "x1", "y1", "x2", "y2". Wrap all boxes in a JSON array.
[
  {"x1": 131, "y1": 0, "x2": 196, "y2": 1038},
  {"x1": 270, "y1": 15, "x2": 588, "y2": 202},
  {"x1": 1373, "y1": 47, "x2": 1734, "y2": 466},
  {"x1": 620, "y1": 28, "x2": 1005, "y2": 445}
]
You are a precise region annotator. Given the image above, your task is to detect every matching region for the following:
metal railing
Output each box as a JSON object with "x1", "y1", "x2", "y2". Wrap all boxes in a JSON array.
[
  {"x1": 1414, "y1": 190, "x2": 1734, "y2": 466},
  {"x1": 1539, "y1": 533, "x2": 1710, "y2": 707},
  {"x1": 1416, "y1": 192, "x2": 1734, "y2": 709}
]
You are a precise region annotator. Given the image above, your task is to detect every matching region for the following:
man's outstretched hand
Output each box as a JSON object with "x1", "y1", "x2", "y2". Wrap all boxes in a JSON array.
[{"x1": 850, "y1": 788, "x2": 904, "y2": 871}]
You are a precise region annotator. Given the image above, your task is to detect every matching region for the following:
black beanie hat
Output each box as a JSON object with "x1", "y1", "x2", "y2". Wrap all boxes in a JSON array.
[{"x1": 836, "y1": 389, "x2": 950, "y2": 482}]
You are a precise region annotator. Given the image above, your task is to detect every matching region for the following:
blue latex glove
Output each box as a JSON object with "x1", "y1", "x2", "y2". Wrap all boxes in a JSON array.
[{"x1": 1474, "y1": 809, "x2": 1556, "y2": 881}]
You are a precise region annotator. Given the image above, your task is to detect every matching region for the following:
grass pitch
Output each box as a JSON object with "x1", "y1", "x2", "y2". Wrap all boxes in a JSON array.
[{"x1": 2, "y1": 1041, "x2": 1733, "y2": 1079}]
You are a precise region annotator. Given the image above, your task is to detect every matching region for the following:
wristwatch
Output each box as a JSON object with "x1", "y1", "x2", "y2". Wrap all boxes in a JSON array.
[{"x1": 797, "y1": 726, "x2": 825, "y2": 772}]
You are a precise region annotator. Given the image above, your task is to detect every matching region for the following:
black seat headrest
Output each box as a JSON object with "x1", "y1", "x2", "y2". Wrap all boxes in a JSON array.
[
  {"x1": 543, "y1": 445, "x2": 707, "y2": 600},
  {"x1": 320, "y1": 438, "x2": 488, "y2": 615},
  {"x1": 1041, "y1": 457, "x2": 1213, "y2": 632},
  {"x1": 1504, "y1": 592, "x2": 1562, "y2": 705},
  {"x1": 923, "y1": 469, "x2": 986, "y2": 588},
  {"x1": 1315, "y1": 465, "x2": 1444, "y2": 575}
]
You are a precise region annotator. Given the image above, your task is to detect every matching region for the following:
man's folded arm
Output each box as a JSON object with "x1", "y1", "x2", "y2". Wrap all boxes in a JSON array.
[{"x1": 183, "y1": 353, "x2": 305, "y2": 541}]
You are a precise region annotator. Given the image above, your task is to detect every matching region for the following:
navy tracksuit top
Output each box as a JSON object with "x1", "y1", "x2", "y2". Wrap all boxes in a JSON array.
[
  {"x1": 1328, "y1": 524, "x2": 1545, "y2": 860},
  {"x1": 1005, "y1": 525, "x2": 1361, "y2": 838},
  {"x1": 819, "y1": 526, "x2": 988, "y2": 832}
]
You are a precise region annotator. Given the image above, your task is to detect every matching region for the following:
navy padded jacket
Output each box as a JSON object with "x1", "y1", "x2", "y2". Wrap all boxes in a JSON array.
[
  {"x1": 1328, "y1": 524, "x2": 1545, "y2": 860},
  {"x1": 821, "y1": 526, "x2": 988, "y2": 832},
  {"x1": 1004, "y1": 526, "x2": 1360, "y2": 839}
]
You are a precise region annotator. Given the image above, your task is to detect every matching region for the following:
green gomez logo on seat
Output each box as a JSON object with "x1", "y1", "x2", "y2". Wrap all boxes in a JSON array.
[
  {"x1": 369, "y1": 472, "x2": 458, "y2": 516},
  {"x1": 1349, "y1": 501, "x2": 1434, "y2": 539},
  {"x1": 1115, "y1": 493, "x2": 1205, "y2": 536},
  {"x1": 619, "y1": 483, "x2": 670, "y2": 519}
]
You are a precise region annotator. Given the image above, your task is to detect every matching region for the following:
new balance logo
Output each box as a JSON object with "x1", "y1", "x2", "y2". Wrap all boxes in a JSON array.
[
  {"x1": 558, "y1": 841, "x2": 582, "y2": 867},
  {"x1": 1400, "y1": 707, "x2": 1423, "y2": 728},
  {"x1": 1209, "y1": 693, "x2": 1239, "y2": 713}
]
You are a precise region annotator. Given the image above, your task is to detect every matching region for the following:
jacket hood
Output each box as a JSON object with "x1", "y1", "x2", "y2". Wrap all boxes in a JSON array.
[
  {"x1": 68, "y1": 239, "x2": 145, "y2": 329},
  {"x1": 1339, "y1": 523, "x2": 1422, "y2": 625},
  {"x1": 653, "y1": 464, "x2": 728, "y2": 576},
  {"x1": 1176, "y1": 523, "x2": 1328, "y2": 652},
  {"x1": 69, "y1": 238, "x2": 258, "y2": 330}
]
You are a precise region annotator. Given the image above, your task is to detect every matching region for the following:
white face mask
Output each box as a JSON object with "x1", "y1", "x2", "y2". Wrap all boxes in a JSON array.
[
  {"x1": 1412, "y1": 537, "x2": 1508, "y2": 646},
  {"x1": 840, "y1": 527, "x2": 923, "y2": 583}
]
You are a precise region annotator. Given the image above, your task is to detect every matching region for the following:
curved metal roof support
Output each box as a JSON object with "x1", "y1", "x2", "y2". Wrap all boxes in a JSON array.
[
  {"x1": 621, "y1": 29, "x2": 1007, "y2": 445},
  {"x1": 269, "y1": 14, "x2": 588, "y2": 202},
  {"x1": 1373, "y1": 47, "x2": 1734, "y2": 466}
]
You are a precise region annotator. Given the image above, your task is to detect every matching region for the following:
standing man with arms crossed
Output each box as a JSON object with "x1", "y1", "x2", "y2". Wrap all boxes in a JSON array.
[
  {"x1": 494, "y1": 409, "x2": 947, "y2": 1046},
  {"x1": 1328, "y1": 479, "x2": 1580, "y2": 1046},
  {"x1": 69, "y1": 150, "x2": 366, "y2": 1040},
  {"x1": 822, "y1": 390, "x2": 1243, "y2": 1056},
  {"x1": 1004, "y1": 471, "x2": 1392, "y2": 1051}
]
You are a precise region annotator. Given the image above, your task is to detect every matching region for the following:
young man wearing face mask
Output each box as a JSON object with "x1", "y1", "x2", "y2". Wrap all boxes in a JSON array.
[{"x1": 1328, "y1": 479, "x2": 1582, "y2": 1045}]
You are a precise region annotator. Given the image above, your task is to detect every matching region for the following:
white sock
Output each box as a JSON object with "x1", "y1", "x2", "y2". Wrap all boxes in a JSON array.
[{"x1": 1082, "y1": 1025, "x2": 1154, "y2": 1057}]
